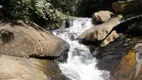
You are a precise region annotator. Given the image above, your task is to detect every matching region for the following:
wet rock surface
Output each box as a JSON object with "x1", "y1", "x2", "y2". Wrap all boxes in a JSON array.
[
  {"x1": 94, "y1": 37, "x2": 128, "y2": 71},
  {"x1": 93, "y1": 35, "x2": 142, "y2": 80},
  {"x1": 110, "y1": 50, "x2": 136, "y2": 80},
  {"x1": 95, "y1": 35, "x2": 142, "y2": 80}
]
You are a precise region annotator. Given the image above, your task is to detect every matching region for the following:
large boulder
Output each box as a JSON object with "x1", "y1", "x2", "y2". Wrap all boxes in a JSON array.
[
  {"x1": 92, "y1": 10, "x2": 114, "y2": 24},
  {"x1": 110, "y1": 50, "x2": 136, "y2": 80},
  {"x1": 79, "y1": 14, "x2": 142, "y2": 48},
  {"x1": 77, "y1": 16, "x2": 122, "y2": 41},
  {"x1": 0, "y1": 54, "x2": 67, "y2": 80},
  {"x1": 95, "y1": 34, "x2": 142, "y2": 80},
  {"x1": 0, "y1": 20, "x2": 69, "y2": 58},
  {"x1": 110, "y1": 40, "x2": 142, "y2": 80},
  {"x1": 0, "y1": 20, "x2": 70, "y2": 80}
]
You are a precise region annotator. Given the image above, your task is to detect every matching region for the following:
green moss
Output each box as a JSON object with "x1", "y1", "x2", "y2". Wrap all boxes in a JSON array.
[{"x1": 122, "y1": 2, "x2": 130, "y2": 9}]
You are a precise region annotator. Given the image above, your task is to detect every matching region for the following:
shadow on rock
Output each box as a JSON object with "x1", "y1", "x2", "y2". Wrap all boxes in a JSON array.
[{"x1": 93, "y1": 38, "x2": 129, "y2": 71}]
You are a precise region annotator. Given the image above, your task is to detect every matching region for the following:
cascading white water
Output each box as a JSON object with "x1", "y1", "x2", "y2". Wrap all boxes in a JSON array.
[{"x1": 53, "y1": 17, "x2": 110, "y2": 80}]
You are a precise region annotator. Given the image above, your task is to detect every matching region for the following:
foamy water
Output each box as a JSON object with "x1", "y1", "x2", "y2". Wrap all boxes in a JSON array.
[{"x1": 53, "y1": 17, "x2": 109, "y2": 80}]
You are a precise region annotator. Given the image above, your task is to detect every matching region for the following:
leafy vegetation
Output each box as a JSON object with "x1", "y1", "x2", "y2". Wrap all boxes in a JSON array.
[
  {"x1": 75, "y1": 0, "x2": 118, "y2": 17},
  {"x1": 0, "y1": 0, "x2": 118, "y2": 29},
  {"x1": 0, "y1": 0, "x2": 66, "y2": 29},
  {"x1": 50, "y1": 0, "x2": 77, "y2": 15}
]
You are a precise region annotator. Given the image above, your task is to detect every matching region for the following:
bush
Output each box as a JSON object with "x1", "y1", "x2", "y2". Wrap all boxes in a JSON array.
[
  {"x1": 0, "y1": 0, "x2": 63, "y2": 29},
  {"x1": 50, "y1": 0, "x2": 76, "y2": 15}
]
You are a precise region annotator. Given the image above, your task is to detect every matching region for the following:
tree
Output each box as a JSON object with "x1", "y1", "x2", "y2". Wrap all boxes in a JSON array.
[
  {"x1": 50, "y1": 0, "x2": 76, "y2": 15},
  {"x1": 75, "y1": 0, "x2": 118, "y2": 17},
  {"x1": 0, "y1": 0, "x2": 62, "y2": 29}
]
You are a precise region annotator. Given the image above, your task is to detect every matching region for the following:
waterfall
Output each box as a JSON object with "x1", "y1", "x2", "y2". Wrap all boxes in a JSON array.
[{"x1": 53, "y1": 17, "x2": 110, "y2": 80}]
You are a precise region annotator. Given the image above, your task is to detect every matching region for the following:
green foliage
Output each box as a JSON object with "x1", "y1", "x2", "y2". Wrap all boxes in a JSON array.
[
  {"x1": 8, "y1": 0, "x2": 32, "y2": 22},
  {"x1": 0, "y1": 0, "x2": 119, "y2": 29},
  {"x1": 34, "y1": 0, "x2": 57, "y2": 21},
  {"x1": 0, "y1": 0, "x2": 64, "y2": 29},
  {"x1": 122, "y1": 2, "x2": 130, "y2": 9},
  {"x1": 50, "y1": 0, "x2": 77, "y2": 15},
  {"x1": 75, "y1": 0, "x2": 118, "y2": 17}
]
